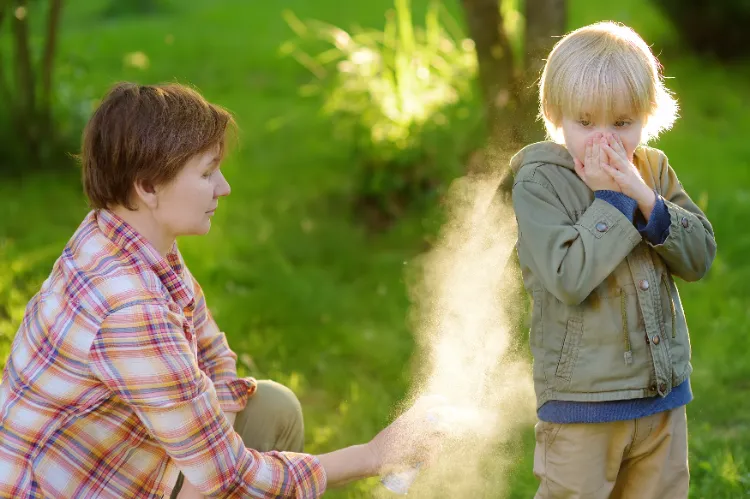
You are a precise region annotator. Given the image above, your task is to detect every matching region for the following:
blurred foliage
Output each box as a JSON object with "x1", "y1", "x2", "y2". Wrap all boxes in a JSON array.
[
  {"x1": 280, "y1": 0, "x2": 481, "y2": 229},
  {"x1": 652, "y1": 0, "x2": 750, "y2": 61},
  {"x1": 0, "y1": 243, "x2": 59, "y2": 368},
  {"x1": 0, "y1": 0, "x2": 89, "y2": 175},
  {"x1": 101, "y1": 0, "x2": 171, "y2": 18},
  {"x1": 501, "y1": 0, "x2": 525, "y2": 74}
]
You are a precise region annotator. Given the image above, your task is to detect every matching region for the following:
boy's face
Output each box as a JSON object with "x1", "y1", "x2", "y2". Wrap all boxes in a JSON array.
[
  {"x1": 152, "y1": 144, "x2": 231, "y2": 237},
  {"x1": 560, "y1": 109, "x2": 644, "y2": 165}
]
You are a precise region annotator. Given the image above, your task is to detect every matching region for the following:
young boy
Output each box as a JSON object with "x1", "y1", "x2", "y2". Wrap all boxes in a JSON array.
[{"x1": 510, "y1": 22, "x2": 716, "y2": 498}]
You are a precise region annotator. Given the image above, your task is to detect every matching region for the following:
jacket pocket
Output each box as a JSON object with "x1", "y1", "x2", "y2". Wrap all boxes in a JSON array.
[
  {"x1": 660, "y1": 274, "x2": 677, "y2": 338},
  {"x1": 530, "y1": 289, "x2": 548, "y2": 389},
  {"x1": 530, "y1": 289, "x2": 543, "y2": 348},
  {"x1": 556, "y1": 317, "x2": 583, "y2": 381},
  {"x1": 660, "y1": 272, "x2": 692, "y2": 374}
]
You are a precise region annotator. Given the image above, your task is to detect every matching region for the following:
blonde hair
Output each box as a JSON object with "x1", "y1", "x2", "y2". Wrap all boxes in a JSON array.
[{"x1": 539, "y1": 21, "x2": 678, "y2": 143}]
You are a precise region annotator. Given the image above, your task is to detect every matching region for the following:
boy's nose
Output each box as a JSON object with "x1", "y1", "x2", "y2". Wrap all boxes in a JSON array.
[{"x1": 589, "y1": 130, "x2": 619, "y2": 141}]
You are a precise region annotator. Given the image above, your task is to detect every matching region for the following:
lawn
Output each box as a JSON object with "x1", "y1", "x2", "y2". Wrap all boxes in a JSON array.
[{"x1": 0, "y1": 0, "x2": 748, "y2": 497}]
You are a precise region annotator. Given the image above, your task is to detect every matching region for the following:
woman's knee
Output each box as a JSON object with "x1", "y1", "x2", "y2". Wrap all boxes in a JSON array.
[
  {"x1": 255, "y1": 380, "x2": 303, "y2": 424},
  {"x1": 236, "y1": 379, "x2": 305, "y2": 452}
]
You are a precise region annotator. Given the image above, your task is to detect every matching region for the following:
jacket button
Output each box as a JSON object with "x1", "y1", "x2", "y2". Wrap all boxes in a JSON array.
[
  {"x1": 659, "y1": 382, "x2": 667, "y2": 392},
  {"x1": 639, "y1": 279, "x2": 650, "y2": 291},
  {"x1": 681, "y1": 217, "x2": 689, "y2": 228},
  {"x1": 652, "y1": 335, "x2": 660, "y2": 345},
  {"x1": 596, "y1": 222, "x2": 608, "y2": 232},
  {"x1": 650, "y1": 384, "x2": 657, "y2": 392}
]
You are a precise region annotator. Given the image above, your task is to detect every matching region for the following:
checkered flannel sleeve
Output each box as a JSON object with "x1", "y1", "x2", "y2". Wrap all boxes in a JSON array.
[{"x1": 89, "y1": 302, "x2": 327, "y2": 498}]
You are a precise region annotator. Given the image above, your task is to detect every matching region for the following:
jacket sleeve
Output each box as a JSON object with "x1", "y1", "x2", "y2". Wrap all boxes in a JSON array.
[
  {"x1": 512, "y1": 175, "x2": 643, "y2": 305},
  {"x1": 650, "y1": 153, "x2": 717, "y2": 281}
]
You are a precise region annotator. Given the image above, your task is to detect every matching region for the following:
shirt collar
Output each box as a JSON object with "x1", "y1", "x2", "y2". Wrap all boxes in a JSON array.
[{"x1": 95, "y1": 209, "x2": 193, "y2": 309}]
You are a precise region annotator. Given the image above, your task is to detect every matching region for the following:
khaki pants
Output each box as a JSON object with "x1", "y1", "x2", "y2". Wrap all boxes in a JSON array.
[
  {"x1": 533, "y1": 406, "x2": 689, "y2": 499},
  {"x1": 170, "y1": 380, "x2": 305, "y2": 498}
]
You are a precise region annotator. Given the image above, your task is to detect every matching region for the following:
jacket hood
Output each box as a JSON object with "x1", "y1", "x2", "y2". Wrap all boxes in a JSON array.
[{"x1": 509, "y1": 141, "x2": 575, "y2": 176}]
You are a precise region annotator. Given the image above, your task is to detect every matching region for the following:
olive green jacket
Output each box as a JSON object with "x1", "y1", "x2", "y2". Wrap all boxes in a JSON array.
[{"x1": 510, "y1": 142, "x2": 716, "y2": 408}]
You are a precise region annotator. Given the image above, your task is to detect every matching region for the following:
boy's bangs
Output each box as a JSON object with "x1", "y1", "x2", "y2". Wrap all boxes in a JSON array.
[{"x1": 558, "y1": 57, "x2": 652, "y2": 122}]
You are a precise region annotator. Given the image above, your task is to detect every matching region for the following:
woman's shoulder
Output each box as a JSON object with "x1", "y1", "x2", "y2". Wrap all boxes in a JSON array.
[{"x1": 56, "y1": 214, "x2": 167, "y2": 319}]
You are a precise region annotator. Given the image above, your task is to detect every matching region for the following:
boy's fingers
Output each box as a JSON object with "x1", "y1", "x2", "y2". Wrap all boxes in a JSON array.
[
  {"x1": 602, "y1": 163, "x2": 624, "y2": 179},
  {"x1": 600, "y1": 143, "x2": 626, "y2": 170},
  {"x1": 616, "y1": 136, "x2": 629, "y2": 159},
  {"x1": 614, "y1": 135, "x2": 627, "y2": 156},
  {"x1": 574, "y1": 157, "x2": 585, "y2": 178},
  {"x1": 606, "y1": 133, "x2": 625, "y2": 157},
  {"x1": 592, "y1": 140, "x2": 601, "y2": 167}
]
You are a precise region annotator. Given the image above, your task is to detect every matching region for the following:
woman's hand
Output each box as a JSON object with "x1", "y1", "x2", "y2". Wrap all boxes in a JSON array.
[
  {"x1": 600, "y1": 133, "x2": 657, "y2": 219},
  {"x1": 367, "y1": 395, "x2": 447, "y2": 474},
  {"x1": 574, "y1": 133, "x2": 621, "y2": 193}
]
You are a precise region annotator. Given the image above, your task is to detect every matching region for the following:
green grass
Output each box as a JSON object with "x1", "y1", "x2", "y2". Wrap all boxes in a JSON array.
[{"x1": 1, "y1": 0, "x2": 749, "y2": 497}]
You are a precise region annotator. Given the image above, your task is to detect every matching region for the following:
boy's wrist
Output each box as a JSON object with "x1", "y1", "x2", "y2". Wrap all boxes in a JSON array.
[{"x1": 635, "y1": 188, "x2": 657, "y2": 220}]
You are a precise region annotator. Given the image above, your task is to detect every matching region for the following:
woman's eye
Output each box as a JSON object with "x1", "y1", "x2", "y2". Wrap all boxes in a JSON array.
[
  {"x1": 202, "y1": 171, "x2": 212, "y2": 179},
  {"x1": 615, "y1": 120, "x2": 630, "y2": 127},
  {"x1": 578, "y1": 120, "x2": 591, "y2": 127}
]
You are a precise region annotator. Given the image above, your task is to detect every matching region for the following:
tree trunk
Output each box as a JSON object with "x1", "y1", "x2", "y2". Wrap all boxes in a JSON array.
[
  {"x1": 460, "y1": 0, "x2": 523, "y2": 164},
  {"x1": 11, "y1": 0, "x2": 38, "y2": 159},
  {"x1": 11, "y1": 0, "x2": 35, "y2": 117},
  {"x1": 525, "y1": 0, "x2": 566, "y2": 77},
  {"x1": 521, "y1": 0, "x2": 567, "y2": 143},
  {"x1": 1, "y1": 0, "x2": 64, "y2": 171},
  {"x1": 40, "y1": 0, "x2": 62, "y2": 134},
  {"x1": 0, "y1": 3, "x2": 13, "y2": 104},
  {"x1": 460, "y1": 0, "x2": 567, "y2": 198}
]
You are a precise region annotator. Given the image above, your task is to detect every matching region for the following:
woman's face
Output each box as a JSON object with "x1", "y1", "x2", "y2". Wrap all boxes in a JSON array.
[{"x1": 152, "y1": 145, "x2": 231, "y2": 238}]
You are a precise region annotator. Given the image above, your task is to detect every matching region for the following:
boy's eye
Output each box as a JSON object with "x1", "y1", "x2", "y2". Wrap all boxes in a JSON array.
[
  {"x1": 202, "y1": 171, "x2": 213, "y2": 179},
  {"x1": 578, "y1": 119, "x2": 591, "y2": 127},
  {"x1": 614, "y1": 120, "x2": 631, "y2": 127}
]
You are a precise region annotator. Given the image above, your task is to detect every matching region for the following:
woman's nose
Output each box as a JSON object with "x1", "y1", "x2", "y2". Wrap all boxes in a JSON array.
[{"x1": 215, "y1": 171, "x2": 231, "y2": 197}]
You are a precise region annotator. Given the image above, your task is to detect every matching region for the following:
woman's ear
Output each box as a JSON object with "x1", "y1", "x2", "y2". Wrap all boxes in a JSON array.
[{"x1": 133, "y1": 179, "x2": 159, "y2": 210}]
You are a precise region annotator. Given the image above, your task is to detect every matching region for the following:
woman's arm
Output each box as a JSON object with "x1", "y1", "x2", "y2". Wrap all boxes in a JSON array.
[
  {"x1": 176, "y1": 397, "x2": 443, "y2": 497},
  {"x1": 90, "y1": 303, "x2": 325, "y2": 498},
  {"x1": 319, "y1": 395, "x2": 444, "y2": 487},
  {"x1": 316, "y1": 444, "x2": 378, "y2": 487},
  {"x1": 179, "y1": 444, "x2": 377, "y2": 498}
]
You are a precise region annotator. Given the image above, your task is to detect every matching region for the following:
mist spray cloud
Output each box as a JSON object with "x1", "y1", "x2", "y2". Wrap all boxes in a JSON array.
[{"x1": 379, "y1": 173, "x2": 536, "y2": 498}]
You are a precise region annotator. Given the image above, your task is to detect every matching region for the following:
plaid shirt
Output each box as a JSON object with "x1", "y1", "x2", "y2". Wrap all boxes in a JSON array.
[{"x1": 0, "y1": 210, "x2": 327, "y2": 498}]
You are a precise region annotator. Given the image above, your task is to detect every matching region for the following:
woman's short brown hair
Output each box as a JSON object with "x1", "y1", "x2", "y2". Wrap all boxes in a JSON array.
[{"x1": 80, "y1": 82, "x2": 236, "y2": 210}]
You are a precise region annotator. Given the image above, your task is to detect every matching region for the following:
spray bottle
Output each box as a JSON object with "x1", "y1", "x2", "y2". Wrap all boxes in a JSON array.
[
  {"x1": 380, "y1": 462, "x2": 424, "y2": 495},
  {"x1": 380, "y1": 411, "x2": 440, "y2": 495},
  {"x1": 379, "y1": 401, "x2": 491, "y2": 494}
]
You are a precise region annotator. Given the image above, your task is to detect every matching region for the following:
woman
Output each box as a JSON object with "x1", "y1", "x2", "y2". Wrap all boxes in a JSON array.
[{"x1": 0, "y1": 83, "x2": 437, "y2": 498}]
